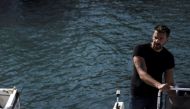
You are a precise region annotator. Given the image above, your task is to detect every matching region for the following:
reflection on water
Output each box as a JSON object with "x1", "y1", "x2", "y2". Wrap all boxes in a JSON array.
[{"x1": 0, "y1": 0, "x2": 190, "y2": 109}]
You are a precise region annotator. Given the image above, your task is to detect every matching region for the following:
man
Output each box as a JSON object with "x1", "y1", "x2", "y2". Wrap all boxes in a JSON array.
[{"x1": 130, "y1": 25, "x2": 175, "y2": 109}]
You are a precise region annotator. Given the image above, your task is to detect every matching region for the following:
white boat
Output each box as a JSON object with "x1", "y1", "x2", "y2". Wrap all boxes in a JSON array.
[{"x1": 0, "y1": 87, "x2": 20, "y2": 109}]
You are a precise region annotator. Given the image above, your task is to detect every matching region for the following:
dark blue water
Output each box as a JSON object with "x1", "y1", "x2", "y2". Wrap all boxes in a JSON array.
[{"x1": 0, "y1": 0, "x2": 190, "y2": 109}]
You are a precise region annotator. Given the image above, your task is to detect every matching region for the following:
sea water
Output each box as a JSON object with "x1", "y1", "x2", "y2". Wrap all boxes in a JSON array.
[{"x1": 0, "y1": 0, "x2": 190, "y2": 109}]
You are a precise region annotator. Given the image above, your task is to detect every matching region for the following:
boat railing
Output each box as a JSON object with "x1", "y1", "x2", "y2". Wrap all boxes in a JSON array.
[{"x1": 157, "y1": 85, "x2": 190, "y2": 109}]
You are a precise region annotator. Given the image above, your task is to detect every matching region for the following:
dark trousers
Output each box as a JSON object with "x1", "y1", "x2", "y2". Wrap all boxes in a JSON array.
[{"x1": 129, "y1": 96, "x2": 158, "y2": 109}]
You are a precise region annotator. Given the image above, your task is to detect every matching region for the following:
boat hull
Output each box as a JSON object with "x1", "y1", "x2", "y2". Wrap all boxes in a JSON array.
[{"x1": 0, "y1": 88, "x2": 20, "y2": 109}]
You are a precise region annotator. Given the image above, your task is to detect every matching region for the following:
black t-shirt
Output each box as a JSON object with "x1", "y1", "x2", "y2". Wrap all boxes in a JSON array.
[{"x1": 131, "y1": 43, "x2": 175, "y2": 97}]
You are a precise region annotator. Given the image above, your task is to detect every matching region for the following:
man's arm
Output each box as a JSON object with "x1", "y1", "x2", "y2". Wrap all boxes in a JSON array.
[
  {"x1": 164, "y1": 69, "x2": 174, "y2": 86},
  {"x1": 133, "y1": 56, "x2": 170, "y2": 91},
  {"x1": 164, "y1": 69, "x2": 175, "y2": 95}
]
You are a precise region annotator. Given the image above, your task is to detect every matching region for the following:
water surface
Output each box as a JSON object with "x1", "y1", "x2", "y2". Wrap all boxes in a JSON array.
[{"x1": 0, "y1": 0, "x2": 190, "y2": 109}]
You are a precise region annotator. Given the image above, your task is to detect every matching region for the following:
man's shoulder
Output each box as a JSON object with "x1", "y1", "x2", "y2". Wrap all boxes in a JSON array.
[
  {"x1": 162, "y1": 47, "x2": 174, "y2": 56},
  {"x1": 133, "y1": 43, "x2": 151, "y2": 57}
]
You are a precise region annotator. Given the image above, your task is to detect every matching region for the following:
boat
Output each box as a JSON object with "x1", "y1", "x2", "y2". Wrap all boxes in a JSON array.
[
  {"x1": 113, "y1": 83, "x2": 190, "y2": 109},
  {"x1": 159, "y1": 84, "x2": 190, "y2": 109},
  {"x1": 0, "y1": 87, "x2": 20, "y2": 109}
]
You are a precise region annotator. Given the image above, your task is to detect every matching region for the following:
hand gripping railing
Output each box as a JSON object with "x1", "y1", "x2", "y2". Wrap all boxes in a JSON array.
[{"x1": 157, "y1": 86, "x2": 190, "y2": 109}]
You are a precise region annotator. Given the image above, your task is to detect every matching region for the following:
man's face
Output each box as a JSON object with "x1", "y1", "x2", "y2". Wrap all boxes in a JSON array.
[{"x1": 151, "y1": 30, "x2": 168, "y2": 51}]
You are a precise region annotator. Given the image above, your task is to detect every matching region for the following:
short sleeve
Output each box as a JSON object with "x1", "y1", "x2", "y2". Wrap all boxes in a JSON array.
[{"x1": 133, "y1": 45, "x2": 144, "y2": 57}]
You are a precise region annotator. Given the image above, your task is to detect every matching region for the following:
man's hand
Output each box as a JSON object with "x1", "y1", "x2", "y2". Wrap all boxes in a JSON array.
[{"x1": 157, "y1": 83, "x2": 171, "y2": 92}]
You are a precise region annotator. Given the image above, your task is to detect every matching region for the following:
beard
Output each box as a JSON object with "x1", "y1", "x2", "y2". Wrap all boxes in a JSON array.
[{"x1": 152, "y1": 42, "x2": 162, "y2": 51}]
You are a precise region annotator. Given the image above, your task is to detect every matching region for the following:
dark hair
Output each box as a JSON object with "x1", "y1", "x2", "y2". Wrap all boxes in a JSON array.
[{"x1": 154, "y1": 25, "x2": 170, "y2": 37}]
